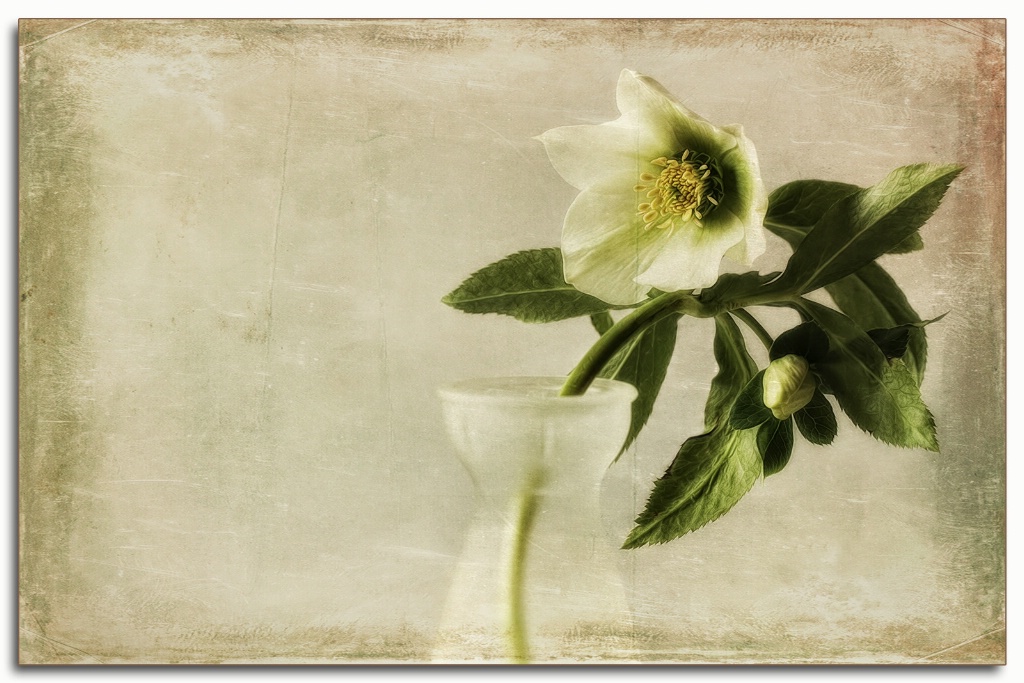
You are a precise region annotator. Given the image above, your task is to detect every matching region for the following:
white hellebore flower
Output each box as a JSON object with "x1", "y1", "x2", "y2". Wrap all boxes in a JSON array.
[{"x1": 537, "y1": 70, "x2": 768, "y2": 305}]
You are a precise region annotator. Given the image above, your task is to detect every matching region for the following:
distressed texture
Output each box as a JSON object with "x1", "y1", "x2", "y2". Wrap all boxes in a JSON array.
[{"x1": 19, "y1": 19, "x2": 1004, "y2": 663}]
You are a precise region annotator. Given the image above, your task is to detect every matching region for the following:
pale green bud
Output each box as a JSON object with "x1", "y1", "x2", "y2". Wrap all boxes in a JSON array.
[{"x1": 762, "y1": 355, "x2": 816, "y2": 420}]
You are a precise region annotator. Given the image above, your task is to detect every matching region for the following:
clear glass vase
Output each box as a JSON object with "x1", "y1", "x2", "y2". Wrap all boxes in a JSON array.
[{"x1": 433, "y1": 376, "x2": 638, "y2": 663}]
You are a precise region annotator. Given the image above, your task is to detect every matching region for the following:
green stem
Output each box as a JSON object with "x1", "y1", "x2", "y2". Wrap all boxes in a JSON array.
[
  {"x1": 732, "y1": 308, "x2": 774, "y2": 351},
  {"x1": 560, "y1": 291, "x2": 698, "y2": 396},
  {"x1": 561, "y1": 285, "x2": 797, "y2": 397},
  {"x1": 506, "y1": 468, "x2": 544, "y2": 664}
]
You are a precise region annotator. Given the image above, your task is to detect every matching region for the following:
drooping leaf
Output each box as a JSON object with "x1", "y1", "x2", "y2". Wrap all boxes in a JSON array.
[
  {"x1": 868, "y1": 326, "x2": 912, "y2": 360},
  {"x1": 704, "y1": 314, "x2": 757, "y2": 428},
  {"x1": 769, "y1": 321, "x2": 830, "y2": 363},
  {"x1": 765, "y1": 223, "x2": 934, "y2": 386},
  {"x1": 623, "y1": 315, "x2": 761, "y2": 548},
  {"x1": 793, "y1": 389, "x2": 838, "y2": 445},
  {"x1": 867, "y1": 315, "x2": 947, "y2": 362},
  {"x1": 767, "y1": 180, "x2": 925, "y2": 255},
  {"x1": 590, "y1": 310, "x2": 615, "y2": 335},
  {"x1": 730, "y1": 370, "x2": 772, "y2": 430},
  {"x1": 442, "y1": 248, "x2": 623, "y2": 322},
  {"x1": 826, "y1": 266, "x2": 932, "y2": 384},
  {"x1": 765, "y1": 179, "x2": 860, "y2": 229},
  {"x1": 797, "y1": 300, "x2": 939, "y2": 451},
  {"x1": 888, "y1": 232, "x2": 925, "y2": 254},
  {"x1": 599, "y1": 313, "x2": 680, "y2": 460},
  {"x1": 767, "y1": 164, "x2": 962, "y2": 295},
  {"x1": 623, "y1": 424, "x2": 761, "y2": 548},
  {"x1": 757, "y1": 418, "x2": 794, "y2": 476}
]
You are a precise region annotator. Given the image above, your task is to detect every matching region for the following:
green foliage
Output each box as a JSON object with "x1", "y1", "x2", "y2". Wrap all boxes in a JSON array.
[
  {"x1": 824, "y1": 266, "x2": 930, "y2": 385},
  {"x1": 888, "y1": 232, "x2": 925, "y2": 254},
  {"x1": 757, "y1": 418, "x2": 794, "y2": 476},
  {"x1": 622, "y1": 426, "x2": 761, "y2": 548},
  {"x1": 797, "y1": 300, "x2": 939, "y2": 451},
  {"x1": 699, "y1": 271, "x2": 781, "y2": 308},
  {"x1": 767, "y1": 165, "x2": 961, "y2": 295},
  {"x1": 765, "y1": 180, "x2": 860, "y2": 229},
  {"x1": 729, "y1": 370, "x2": 772, "y2": 430},
  {"x1": 589, "y1": 311, "x2": 615, "y2": 335},
  {"x1": 703, "y1": 314, "x2": 758, "y2": 428},
  {"x1": 441, "y1": 248, "x2": 621, "y2": 323},
  {"x1": 765, "y1": 185, "x2": 945, "y2": 386},
  {"x1": 867, "y1": 315, "x2": 946, "y2": 363},
  {"x1": 770, "y1": 321, "x2": 829, "y2": 363},
  {"x1": 793, "y1": 390, "x2": 838, "y2": 445},
  {"x1": 444, "y1": 158, "x2": 959, "y2": 551},
  {"x1": 623, "y1": 315, "x2": 761, "y2": 548},
  {"x1": 599, "y1": 313, "x2": 680, "y2": 460},
  {"x1": 868, "y1": 326, "x2": 912, "y2": 360},
  {"x1": 766, "y1": 179, "x2": 922, "y2": 255}
]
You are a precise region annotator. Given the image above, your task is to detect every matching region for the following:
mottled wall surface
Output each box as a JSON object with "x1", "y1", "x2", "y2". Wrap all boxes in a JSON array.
[{"x1": 19, "y1": 19, "x2": 1005, "y2": 663}]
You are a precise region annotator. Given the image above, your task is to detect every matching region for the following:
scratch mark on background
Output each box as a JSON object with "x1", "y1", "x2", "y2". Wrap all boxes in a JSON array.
[
  {"x1": 20, "y1": 19, "x2": 98, "y2": 50},
  {"x1": 912, "y1": 626, "x2": 1005, "y2": 662},
  {"x1": 98, "y1": 479, "x2": 204, "y2": 487},
  {"x1": 71, "y1": 556, "x2": 183, "y2": 577},
  {"x1": 788, "y1": 139, "x2": 897, "y2": 157},
  {"x1": 372, "y1": 189, "x2": 397, "y2": 470},
  {"x1": 376, "y1": 545, "x2": 456, "y2": 561},
  {"x1": 260, "y1": 54, "x2": 298, "y2": 413},
  {"x1": 937, "y1": 20, "x2": 1005, "y2": 47},
  {"x1": 386, "y1": 77, "x2": 531, "y2": 161},
  {"x1": 19, "y1": 627, "x2": 103, "y2": 664},
  {"x1": 447, "y1": 110, "x2": 532, "y2": 163}
]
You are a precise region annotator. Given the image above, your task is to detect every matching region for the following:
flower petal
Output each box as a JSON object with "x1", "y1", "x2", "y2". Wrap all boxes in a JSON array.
[
  {"x1": 724, "y1": 220, "x2": 767, "y2": 267},
  {"x1": 536, "y1": 122, "x2": 650, "y2": 191},
  {"x1": 719, "y1": 124, "x2": 767, "y2": 214},
  {"x1": 717, "y1": 124, "x2": 768, "y2": 265},
  {"x1": 561, "y1": 177, "x2": 672, "y2": 305},
  {"x1": 618, "y1": 70, "x2": 737, "y2": 159},
  {"x1": 635, "y1": 213, "x2": 747, "y2": 291}
]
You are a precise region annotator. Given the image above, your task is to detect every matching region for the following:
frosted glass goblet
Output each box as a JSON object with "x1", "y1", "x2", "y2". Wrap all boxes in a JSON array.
[{"x1": 434, "y1": 376, "x2": 638, "y2": 663}]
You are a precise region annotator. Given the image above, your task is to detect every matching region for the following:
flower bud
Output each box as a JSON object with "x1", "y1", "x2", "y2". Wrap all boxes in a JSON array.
[{"x1": 762, "y1": 355, "x2": 816, "y2": 420}]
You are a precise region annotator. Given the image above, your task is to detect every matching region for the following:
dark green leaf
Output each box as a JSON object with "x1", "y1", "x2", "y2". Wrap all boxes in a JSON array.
[
  {"x1": 757, "y1": 418, "x2": 794, "y2": 476},
  {"x1": 793, "y1": 389, "x2": 838, "y2": 445},
  {"x1": 868, "y1": 326, "x2": 912, "y2": 360},
  {"x1": 699, "y1": 271, "x2": 781, "y2": 308},
  {"x1": 770, "y1": 321, "x2": 829, "y2": 363},
  {"x1": 599, "y1": 314, "x2": 680, "y2": 460},
  {"x1": 590, "y1": 311, "x2": 615, "y2": 336},
  {"x1": 798, "y1": 300, "x2": 939, "y2": 451},
  {"x1": 623, "y1": 315, "x2": 761, "y2": 548},
  {"x1": 442, "y1": 248, "x2": 622, "y2": 323},
  {"x1": 767, "y1": 180, "x2": 924, "y2": 256},
  {"x1": 768, "y1": 164, "x2": 962, "y2": 294},
  {"x1": 622, "y1": 425, "x2": 761, "y2": 548},
  {"x1": 766, "y1": 179, "x2": 860, "y2": 229},
  {"x1": 765, "y1": 179, "x2": 925, "y2": 255},
  {"x1": 825, "y1": 266, "x2": 931, "y2": 384},
  {"x1": 888, "y1": 232, "x2": 925, "y2": 254},
  {"x1": 867, "y1": 315, "x2": 946, "y2": 361},
  {"x1": 730, "y1": 370, "x2": 772, "y2": 430},
  {"x1": 704, "y1": 314, "x2": 757, "y2": 428},
  {"x1": 765, "y1": 224, "x2": 933, "y2": 386}
]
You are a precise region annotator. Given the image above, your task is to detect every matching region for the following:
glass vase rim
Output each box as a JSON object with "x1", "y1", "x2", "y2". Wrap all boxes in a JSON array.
[{"x1": 438, "y1": 376, "x2": 638, "y2": 407}]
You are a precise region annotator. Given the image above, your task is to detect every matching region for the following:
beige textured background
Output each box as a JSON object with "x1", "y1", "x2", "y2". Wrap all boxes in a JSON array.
[{"x1": 19, "y1": 19, "x2": 1005, "y2": 663}]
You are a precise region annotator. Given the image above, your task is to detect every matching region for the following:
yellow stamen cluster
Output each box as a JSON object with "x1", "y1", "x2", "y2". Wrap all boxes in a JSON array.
[{"x1": 634, "y1": 150, "x2": 719, "y2": 231}]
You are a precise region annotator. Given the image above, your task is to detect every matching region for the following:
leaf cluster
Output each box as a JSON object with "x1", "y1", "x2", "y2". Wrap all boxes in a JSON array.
[{"x1": 441, "y1": 163, "x2": 961, "y2": 548}]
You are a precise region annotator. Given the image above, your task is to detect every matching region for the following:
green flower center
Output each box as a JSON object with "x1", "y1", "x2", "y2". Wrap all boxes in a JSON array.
[{"x1": 635, "y1": 150, "x2": 724, "y2": 230}]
